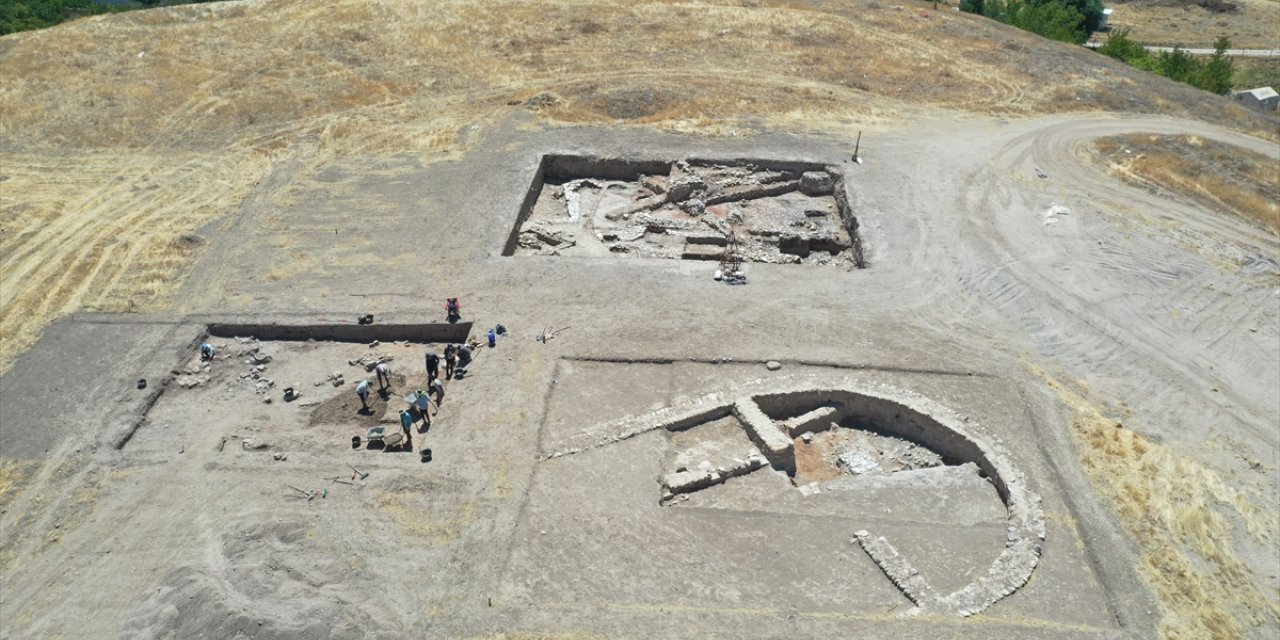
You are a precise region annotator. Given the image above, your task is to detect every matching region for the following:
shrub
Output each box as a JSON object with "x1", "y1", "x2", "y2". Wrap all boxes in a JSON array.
[{"x1": 1099, "y1": 30, "x2": 1234, "y2": 95}]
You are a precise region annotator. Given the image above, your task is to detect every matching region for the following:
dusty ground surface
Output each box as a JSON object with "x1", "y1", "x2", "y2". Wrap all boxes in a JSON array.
[
  {"x1": 2, "y1": 1, "x2": 1279, "y2": 639},
  {"x1": 1, "y1": 113, "x2": 1276, "y2": 639}
]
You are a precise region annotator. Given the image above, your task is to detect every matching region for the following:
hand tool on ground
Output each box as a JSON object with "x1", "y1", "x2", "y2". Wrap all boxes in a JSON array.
[
  {"x1": 538, "y1": 325, "x2": 572, "y2": 342},
  {"x1": 287, "y1": 485, "x2": 318, "y2": 502}
]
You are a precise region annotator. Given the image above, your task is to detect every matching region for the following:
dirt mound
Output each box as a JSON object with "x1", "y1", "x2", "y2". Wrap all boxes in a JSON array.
[
  {"x1": 309, "y1": 374, "x2": 407, "y2": 427},
  {"x1": 121, "y1": 521, "x2": 390, "y2": 639}
]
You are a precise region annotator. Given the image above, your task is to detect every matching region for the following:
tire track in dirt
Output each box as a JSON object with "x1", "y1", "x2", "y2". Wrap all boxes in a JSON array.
[
  {"x1": 901, "y1": 115, "x2": 1279, "y2": 635},
  {"x1": 946, "y1": 118, "x2": 1277, "y2": 447},
  {"x1": 0, "y1": 151, "x2": 270, "y2": 371}
]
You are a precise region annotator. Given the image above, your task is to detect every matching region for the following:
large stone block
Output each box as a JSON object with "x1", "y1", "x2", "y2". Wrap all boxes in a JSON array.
[
  {"x1": 662, "y1": 470, "x2": 718, "y2": 494},
  {"x1": 733, "y1": 398, "x2": 794, "y2": 471},
  {"x1": 780, "y1": 405, "x2": 841, "y2": 436},
  {"x1": 799, "y1": 171, "x2": 835, "y2": 196},
  {"x1": 681, "y1": 242, "x2": 724, "y2": 261},
  {"x1": 667, "y1": 175, "x2": 707, "y2": 203}
]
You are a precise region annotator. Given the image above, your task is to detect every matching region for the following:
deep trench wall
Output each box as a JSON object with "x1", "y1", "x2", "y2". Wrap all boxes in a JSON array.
[
  {"x1": 755, "y1": 388, "x2": 847, "y2": 420},
  {"x1": 842, "y1": 393, "x2": 1006, "y2": 502},
  {"x1": 207, "y1": 322, "x2": 473, "y2": 344},
  {"x1": 503, "y1": 156, "x2": 551, "y2": 256},
  {"x1": 833, "y1": 175, "x2": 867, "y2": 268},
  {"x1": 544, "y1": 155, "x2": 673, "y2": 181},
  {"x1": 754, "y1": 389, "x2": 1006, "y2": 502}
]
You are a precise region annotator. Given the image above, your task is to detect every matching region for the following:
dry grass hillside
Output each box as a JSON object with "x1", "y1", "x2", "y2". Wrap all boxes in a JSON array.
[
  {"x1": 1038, "y1": 368, "x2": 1280, "y2": 639},
  {"x1": 1105, "y1": 0, "x2": 1280, "y2": 49},
  {"x1": 0, "y1": 0, "x2": 1274, "y2": 374},
  {"x1": 1093, "y1": 133, "x2": 1280, "y2": 233}
]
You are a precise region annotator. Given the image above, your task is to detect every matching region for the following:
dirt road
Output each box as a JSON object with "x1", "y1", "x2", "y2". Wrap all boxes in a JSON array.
[{"x1": 1086, "y1": 42, "x2": 1280, "y2": 57}]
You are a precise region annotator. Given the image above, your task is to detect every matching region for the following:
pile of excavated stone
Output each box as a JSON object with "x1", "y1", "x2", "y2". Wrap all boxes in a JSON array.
[
  {"x1": 348, "y1": 352, "x2": 393, "y2": 372},
  {"x1": 233, "y1": 338, "x2": 277, "y2": 395},
  {"x1": 816, "y1": 429, "x2": 944, "y2": 476}
]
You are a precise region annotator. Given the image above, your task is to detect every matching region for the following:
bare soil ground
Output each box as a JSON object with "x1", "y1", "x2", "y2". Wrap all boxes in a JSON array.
[
  {"x1": 1091, "y1": 133, "x2": 1280, "y2": 233},
  {"x1": 1, "y1": 113, "x2": 1275, "y2": 639}
]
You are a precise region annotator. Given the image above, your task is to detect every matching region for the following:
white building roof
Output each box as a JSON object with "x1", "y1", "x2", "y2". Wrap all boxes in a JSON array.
[{"x1": 1241, "y1": 87, "x2": 1278, "y2": 100}]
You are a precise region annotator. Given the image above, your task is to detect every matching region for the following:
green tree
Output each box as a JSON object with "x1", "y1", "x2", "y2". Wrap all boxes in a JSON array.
[
  {"x1": 1097, "y1": 27, "x2": 1149, "y2": 64},
  {"x1": 1095, "y1": 30, "x2": 1236, "y2": 96},
  {"x1": 1193, "y1": 36, "x2": 1234, "y2": 94},
  {"x1": 1052, "y1": 0, "x2": 1105, "y2": 33},
  {"x1": 965, "y1": 0, "x2": 1089, "y2": 45},
  {"x1": 1, "y1": 0, "x2": 123, "y2": 35},
  {"x1": 1156, "y1": 47, "x2": 1198, "y2": 84},
  {"x1": 1018, "y1": 0, "x2": 1088, "y2": 44},
  {"x1": 983, "y1": 0, "x2": 1087, "y2": 44}
]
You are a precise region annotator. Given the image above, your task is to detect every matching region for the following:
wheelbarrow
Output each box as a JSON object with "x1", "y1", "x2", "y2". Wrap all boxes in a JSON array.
[{"x1": 363, "y1": 426, "x2": 404, "y2": 449}]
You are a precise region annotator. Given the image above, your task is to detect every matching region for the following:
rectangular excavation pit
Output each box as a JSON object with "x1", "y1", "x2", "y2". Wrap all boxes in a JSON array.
[
  {"x1": 504, "y1": 154, "x2": 866, "y2": 268},
  {"x1": 124, "y1": 331, "x2": 472, "y2": 455},
  {"x1": 119, "y1": 324, "x2": 470, "y2": 451}
]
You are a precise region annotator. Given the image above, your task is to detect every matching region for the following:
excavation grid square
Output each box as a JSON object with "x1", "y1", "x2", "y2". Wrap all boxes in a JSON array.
[{"x1": 505, "y1": 155, "x2": 866, "y2": 267}]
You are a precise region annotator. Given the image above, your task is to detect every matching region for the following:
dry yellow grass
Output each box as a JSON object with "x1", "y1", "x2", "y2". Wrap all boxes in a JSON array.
[
  {"x1": 1103, "y1": 0, "x2": 1280, "y2": 49},
  {"x1": 1093, "y1": 134, "x2": 1280, "y2": 234},
  {"x1": 0, "y1": 459, "x2": 39, "y2": 509},
  {"x1": 1035, "y1": 367, "x2": 1280, "y2": 639},
  {"x1": 1233, "y1": 57, "x2": 1280, "y2": 91},
  {"x1": 0, "y1": 0, "x2": 1273, "y2": 376},
  {"x1": 0, "y1": 149, "x2": 274, "y2": 366}
]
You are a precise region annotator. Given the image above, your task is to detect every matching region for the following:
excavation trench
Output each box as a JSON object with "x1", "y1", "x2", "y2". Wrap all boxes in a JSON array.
[
  {"x1": 543, "y1": 377, "x2": 1043, "y2": 617},
  {"x1": 505, "y1": 154, "x2": 866, "y2": 268}
]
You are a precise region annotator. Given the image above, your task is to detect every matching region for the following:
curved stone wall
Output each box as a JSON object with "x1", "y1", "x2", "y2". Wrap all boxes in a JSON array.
[{"x1": 540, "y1": 374, "x2": 1045, "y2": 617}]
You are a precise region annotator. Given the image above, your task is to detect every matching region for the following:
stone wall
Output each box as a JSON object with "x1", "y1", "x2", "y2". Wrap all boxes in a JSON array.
[{"x1": 538, "y1": 372, "x2": 1045, "y2": 617}]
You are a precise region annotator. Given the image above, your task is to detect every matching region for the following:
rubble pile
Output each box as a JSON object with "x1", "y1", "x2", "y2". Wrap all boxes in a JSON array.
[
  {"x1": 830, "y1": 430, "x2": 944, "y2": 476},
  {"x1": 219, "y1": 337, "x2": 277, "y2": 394},
  {"x1": 348, "y1": 353, "x2": 393, "y2": 372}
]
